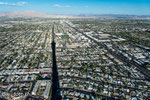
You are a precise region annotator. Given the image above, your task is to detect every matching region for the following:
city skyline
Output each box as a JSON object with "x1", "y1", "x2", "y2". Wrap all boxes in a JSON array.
[{"x1": 0, "y1": 0, "x2": 150, "y2": 15}]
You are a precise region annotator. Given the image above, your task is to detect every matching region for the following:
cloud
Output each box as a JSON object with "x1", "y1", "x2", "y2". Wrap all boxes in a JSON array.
[
  {"x1": 54, "y1": 4, "x2": 61, "y2": 7},
  {"x1": 54, "y1": 4, "x2": 71, "y2": 8},
  {"x1": 0, "y1": 2, "x2": 27, "y2": 6},
  {"x1": 0, "y1": 2, "x2": 8, "y2": 5}
]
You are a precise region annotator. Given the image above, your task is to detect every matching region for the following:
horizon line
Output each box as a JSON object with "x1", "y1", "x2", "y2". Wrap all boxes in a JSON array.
[{"x1": 0, "y1": 11, "x2": 150, "y2": 16}]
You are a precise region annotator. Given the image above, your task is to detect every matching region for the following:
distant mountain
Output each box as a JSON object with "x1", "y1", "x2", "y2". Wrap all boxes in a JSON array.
[
  {"x1": 0, "y1": 11, "x2": 78, "y2": 18},
  {"x1": 0, "y1": 11, "x2": 150, "y2": 19},
  {"x1": 78, "y1": 14, "x2": 150, "y2": 19}
]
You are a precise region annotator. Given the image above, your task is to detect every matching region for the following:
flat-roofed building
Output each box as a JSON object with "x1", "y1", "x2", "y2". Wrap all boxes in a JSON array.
[
  {"x1": 32, "y1": 81, "x2": 40, "y2": 95},
  {"x1": 43, "y1": 81, "x2": 51, "y2": 99}
]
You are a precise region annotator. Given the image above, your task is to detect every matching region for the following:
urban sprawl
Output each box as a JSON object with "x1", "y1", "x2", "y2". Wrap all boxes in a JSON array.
[{"x1": 0, "y1": 17, "x2": 150, "y2": 100}]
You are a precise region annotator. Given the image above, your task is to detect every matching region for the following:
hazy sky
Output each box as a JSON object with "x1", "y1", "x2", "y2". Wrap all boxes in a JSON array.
[{"x1": 0, "y1": 0, "x2": 150, "y2": 15}]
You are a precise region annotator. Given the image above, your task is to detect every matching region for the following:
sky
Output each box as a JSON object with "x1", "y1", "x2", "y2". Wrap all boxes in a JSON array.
[{"x1": 0, "y1": 0, "x2": 150, "y2": 15}]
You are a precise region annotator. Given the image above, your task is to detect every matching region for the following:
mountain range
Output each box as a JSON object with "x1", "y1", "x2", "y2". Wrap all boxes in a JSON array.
[
  {"x1": 0, "y1": 11, "x2": 77, "y2": 18},
  {"x1": 0, "y1": 11, "x2": 150, "y2": 19}
]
